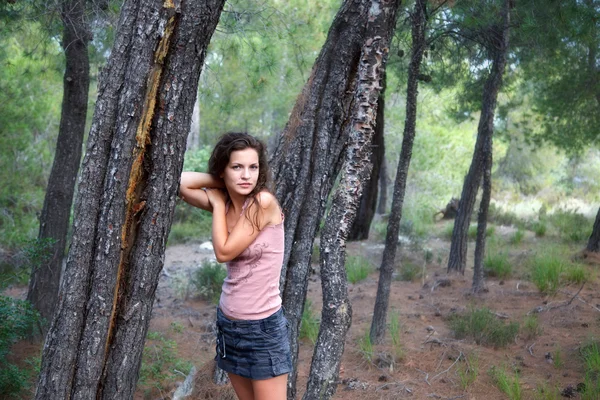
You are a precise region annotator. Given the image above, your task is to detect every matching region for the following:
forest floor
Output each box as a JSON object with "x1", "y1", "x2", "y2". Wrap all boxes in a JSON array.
[{"x1": 5, "y1": 218, "x2": 600, "y2": 400}]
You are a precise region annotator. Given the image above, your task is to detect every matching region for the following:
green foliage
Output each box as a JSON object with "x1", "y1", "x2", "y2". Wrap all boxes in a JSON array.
[
  {"x1": 552, "y1": 346, "x2": 564, "y2": 369},
  {"x1": 182, "y1": 145, "x2": 212, "y2": 172},
  {"x1": 358, "y1": 329, "x2": 374, "y2": 363},
  {"x1": 488, "y1": 365, "x2": 523, "y2": 400},
  {"x1": 0, "y1": 23, "x2": 63, "y2": 251},
  {"x1": 311, "y1": 243, "x2": 320, "y2": 265},
  {"x1": 580, "y1": 341, "x2": 600, "y2": 400},
  {"x1": 563, "y1": 264, "x2": 589, "y2": 285},
  {"x1": 509, "y1": 229, "x2": 525, "y2": 245},
  {"x1": 488, "y1": 203, "x2": 521, "y2": 227},
  {"x1": 345, "y1": 255, "x2": 371, "y2": 284},
  {"x1": 0, "y1": 296, "x2": 41, "y2": 397},
  {"x1": 300, "y1": 299, "x2": 319, "y2": 344},
  {"x1": 1, "y1": 238, "x2": 55, "y2": 289},
  {"x1": 521, "y1": 315, "x2": 542, "y2": 340},
  {"x1": 484, "y1": 250, "x2": 512, "y2": 279},
  {"x1": 546, "y1": 210, "x2": 591, "y2": 243},
  {"x1": 371, "y1": 220, "x2": 388, "y2": 241},
  {"x1": 138, "y1": 331, "x2": 193, "y2": 395},
  {"x1": 448, "y1": 307, "x2": 519, "y2": 348},
  {"x1": 169, "y1": 202, "x2": 213, "y2": 244},
  {"x1": 532, "y1": 221, "x2": 547, "y2": 237},
  {"x1": 530, "y1": 253, "x2": 564, "y2": 295},
  {"x1": 388, "y1": 311, "x2": 404, "y2": 361},
  {"x1": 468, "y1": 224, "x2": 495, "y2": 240},
  {"x1": 534, "y1": 383, "x2": 560, "y2": 400},
  {"x1": 169, "y1": 321, "x2": 184, "y2": 334},
  {"x1": 456, "y1": 353, "x2": 479, "y2": 390},
  {"x1": 191, "y1": 260, "x2": 227, "y2": 304},
  {"x1": 397, "y1": 262, "x2": 421, "y2": 282}
]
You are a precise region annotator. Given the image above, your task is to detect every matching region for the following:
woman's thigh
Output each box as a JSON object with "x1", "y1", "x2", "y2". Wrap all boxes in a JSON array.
[{"x1": 252, "y1": 374, "x2": 288, "y2": 400}]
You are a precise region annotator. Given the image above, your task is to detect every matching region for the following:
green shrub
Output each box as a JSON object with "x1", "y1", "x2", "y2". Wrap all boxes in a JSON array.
[
  {"x1": 0, "y1": 296, "x2": 41, "y2": 397},
  {"x1": 191, "y1": 260, "x2": 227, "y2": 304},
  {"x1": 488, "y1": 204, "x2": 520, "y2": 227},
  {"x1": 546, "y1": 210, "x2": 591, "y2": 243},
  {"x1": 300, "y1": 300, "x2": 320, "y2": 344},
  {"x1": 371, "y1": 220, "x2": 388, "y2": 241},
  {"x1": 510, "y1": 229, "x2": 525, "y2": 245},
  {"x1": 457, "y1": 352, "x2": 479, "y2": 389},
  {"x1": 489, "y1": 365, "x2": 523, "y2": 400},
  {"x1": 311, "y1": 243, "x2": 320, "y2": 265},
  {"x1": 532, "y1": 221, "x2": 547, "y2": 237},
  {"x1": 388, "y1": 311, "x2": 404, "y2": 361},
  {"x1": 553, "y1": 346, "x2": 564, "y2": 369},
  {"x1": 169, "y1": 203, "x2": 213, "y2": 245},
  {"x1": 468, "y1": 224, "x2": 496, "y2": 240},
  {"x1": 346, "y1": 255, "x2": 371, "y2": 283},
  {"x1": 534, "y1": 383, "x2": 560, "y2": 400},
  {"x1": 580, "y1": 341, "x2": 600, "y2": 400},
  {"x1": 521, "y1": 315, "x2": 542, "y2": 340},
  {"x1": 397, "y1": 262, "x2": 421, "y2": 282},
  {"x1": 530, "y1": 253, "x2": 564, "y2": 295},
  {"x1": 358, "y1": 329, "x2": 374, "y2": 363},
  {"x1": 448, "y1": 307, "x2": 519, "y2": 348},
  {"x1": 138, "y1": 331, "x2": 193, "y2": 395},
  {"x1": 563, "y1": 264, "x2": 589, "y2": 285},
  {"x1": 484, "y1": 251, "x2": 512, "y2": 278}
]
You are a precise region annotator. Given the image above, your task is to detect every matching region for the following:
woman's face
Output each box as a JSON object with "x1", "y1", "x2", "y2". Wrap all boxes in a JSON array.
[{"x1": 221, "y1": 148, "x2": 260, "y2": 197}]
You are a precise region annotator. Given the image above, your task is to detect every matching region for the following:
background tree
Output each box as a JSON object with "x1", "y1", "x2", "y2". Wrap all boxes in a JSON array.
[
  {"x1": 369, "y1": 0, "x2": 429, "y2": 344},
  {"x1": 27, "y1": 0, "x2": 91, "y2": 331},
  {"x1": 446, "y1": 0, "x2": 513, "y2": 274},
  {"x1": 35, "y1": 0, "x2": 225, "y2": 398}
]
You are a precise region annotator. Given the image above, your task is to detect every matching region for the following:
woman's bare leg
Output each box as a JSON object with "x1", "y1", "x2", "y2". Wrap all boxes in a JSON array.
[
  {"x1": 252, "y1": 374, "x2": 288, "y2": 400},
  {"x1": 228, "y1": 373, "x2": 254, "y2": 400}
]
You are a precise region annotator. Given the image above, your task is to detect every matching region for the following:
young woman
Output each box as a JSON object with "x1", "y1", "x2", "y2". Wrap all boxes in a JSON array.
[{"x1": 179, "y1": 132, "x2": 291, "y2": 400}]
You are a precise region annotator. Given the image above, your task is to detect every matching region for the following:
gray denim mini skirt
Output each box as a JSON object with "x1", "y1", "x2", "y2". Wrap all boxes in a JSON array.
[{"x1": 215, "y1": 307, "x2": 292, "y2": 380}]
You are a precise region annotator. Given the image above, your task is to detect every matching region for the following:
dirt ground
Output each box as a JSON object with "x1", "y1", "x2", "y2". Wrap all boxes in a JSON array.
[{"x1": 5, "y1": 223, "x2": 600, "y2": 400}]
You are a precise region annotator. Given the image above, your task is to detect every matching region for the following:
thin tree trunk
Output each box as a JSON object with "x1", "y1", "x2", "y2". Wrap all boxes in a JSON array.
[
  {"x1": 27, "y1": 0, "x2": 90, "y2": 332},
  {"x1": 35, "y1": 1, "x2": 225, "y2": 398},
  {"x1": 270, "y1": 1, "x2": 372, "y2": 397},
  {"x1": 586, "y1": 207, "x2": 600, "y2": 252},
  {"x1": 348, "y1": 76, "x2": 386, "y2": 241},
  {"x1": 370, "y1": 0, "x2": 426, "y2": 345},
  {"x1": 303, "y1": 2, "x2": 400, "y2": 398},
  {"x1": 472, "y1": 139, "x2": 492, "y2": 292},
  {"x1": 377, "y1": 151, "x2": 388, "y2": 214},
  {"x1": 447, "y1": 1, "x2": 511, "y2": 274}
]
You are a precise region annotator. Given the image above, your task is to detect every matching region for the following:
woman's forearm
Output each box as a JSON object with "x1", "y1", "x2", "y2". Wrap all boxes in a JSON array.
[{"x1": 180, "y1": 172, "x2": 224, "y2": 190}]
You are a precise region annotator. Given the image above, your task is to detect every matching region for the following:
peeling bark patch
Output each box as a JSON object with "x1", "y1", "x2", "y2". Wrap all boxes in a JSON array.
[{"x1": 102, "y1": 8, "x2": 178, "y2": 370}]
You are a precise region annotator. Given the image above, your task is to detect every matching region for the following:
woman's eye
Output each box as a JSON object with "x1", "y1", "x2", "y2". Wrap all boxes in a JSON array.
[
  {"x1": 232, "y1": 165, "x2": 240, "y2": 170},
  {"x1": 250, "y1": 165, "x2": 259, "y2": 170}
]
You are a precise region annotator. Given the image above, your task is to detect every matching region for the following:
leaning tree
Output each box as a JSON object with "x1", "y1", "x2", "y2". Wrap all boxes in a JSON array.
[{"x1": 34, "y1": 0, "x2": 225, "y2": 398}]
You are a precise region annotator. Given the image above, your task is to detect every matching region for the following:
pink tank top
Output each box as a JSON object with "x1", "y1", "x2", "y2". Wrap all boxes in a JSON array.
[{"x1": 218, "y1": 200, "x2": 284, "y2": 320}]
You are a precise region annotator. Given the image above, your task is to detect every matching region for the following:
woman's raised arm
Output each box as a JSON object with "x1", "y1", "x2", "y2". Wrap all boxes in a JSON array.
[{"x1": 179, "y1": 172, "x2": 224, "y2": 211}]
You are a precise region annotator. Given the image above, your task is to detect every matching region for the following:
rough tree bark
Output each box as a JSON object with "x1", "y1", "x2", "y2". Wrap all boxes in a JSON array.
[
  {"x1": 586, "y1": 207, "x2": 600, "y2": 253},
  {"x1": 348, "y1": 76, "x2": 386, "y2": 241},
  {"x1": 303, "y1": 2, "x2": 400, "y2": 398},
  {"x1": 27, "y1": 0, "x2": 91, "y2": 331},
  {"x1": 34, "y1": 0, "x2": 225, "y2": 398},
  {"x1": 447, "y1": 0, "x2": 511, "y2": 274},
  {"x1": 269, "y1": 1, "x2": 372, "y2": 397},
  {"x1": 370, "y1": 0, "x2": 427, "y2": 344}
]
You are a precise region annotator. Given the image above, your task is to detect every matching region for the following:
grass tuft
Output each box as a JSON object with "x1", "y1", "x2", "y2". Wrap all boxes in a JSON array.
[
  {"x1": 489, "y1": 365, "x2": 523, "y2": 400},
  {"x1": 521, "y1": 315, "x2": 542, "y2": 340},
  {"x1": 346, "y1": 255, "x2": 371, "y2": 283},
  {"x1": 448, "y1": 306, "x2": 519, "y2": 348},
  {"x1": 484, "y1": 250, "x2": 512, "y2": 278},
  {"x1": 300, "y1": 299, "x2": 320, "y2": 344},
  {"x1": 191, "y1": 260, "x2": 227, "y2": 304}
]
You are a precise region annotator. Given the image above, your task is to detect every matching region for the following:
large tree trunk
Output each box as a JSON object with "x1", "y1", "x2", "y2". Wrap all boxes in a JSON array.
[
  {"x1": 348, "y1": 76, "x2": 386, "y2": 241},
  {"x1": 586, "y1": 207, "x2": 600, "y2": 252},
  {"x1": 27, "y1": 0, "x2": 90, "y2": 331},
  {"x1": 304, "y1": 2, "x2": 400, "y2": 398},
  {"x1": 34, "y1": 1, "x2": 225, "y2": 398},
  {"x1": 447, "y1": 2, "x2": 511, "y2": 274},
  {"x1": 270, "y1": 1, "x2": 372, "y2": 397},
  {"x1": 370, "y1": 0, "x2": 427, "y2": 345}
]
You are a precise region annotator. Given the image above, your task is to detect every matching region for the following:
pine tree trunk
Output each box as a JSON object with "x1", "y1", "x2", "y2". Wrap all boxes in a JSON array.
[
  {"x1": 472, "y1": 139, "x2": 492, "y2": 293},
  {"x1": 370, "y1": 0, "x2": 426, "y2": 345},
  {"x1": 270, "y1": 1, "x2": 372, "y2": 397},
  {"x1": 586, "y1": 207, "x2": 600, "y2": 252},
  {"x1": 34, "y1": 1, "x2": 225, "y2": 398},
  {"x1": 447, "y1": 1, "x2": 511, "y2": 274},
  {"x1": 303, "y1": 2, "x2": 399, "y2": 398},
  {"x1": 27, "y1": 0, "x2": 90, "y2": 332},
  {"x1": 377, "y1": 151, "x2": 388, "y2": 214},
  {"x1": 348, "y1": 78, "x2": 386, "y2": 241}
]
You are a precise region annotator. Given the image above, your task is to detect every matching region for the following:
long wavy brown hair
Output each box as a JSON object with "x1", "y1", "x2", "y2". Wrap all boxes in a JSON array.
[{"x1": 208, "y1": 132, "x2": 274, "y2": 230}]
